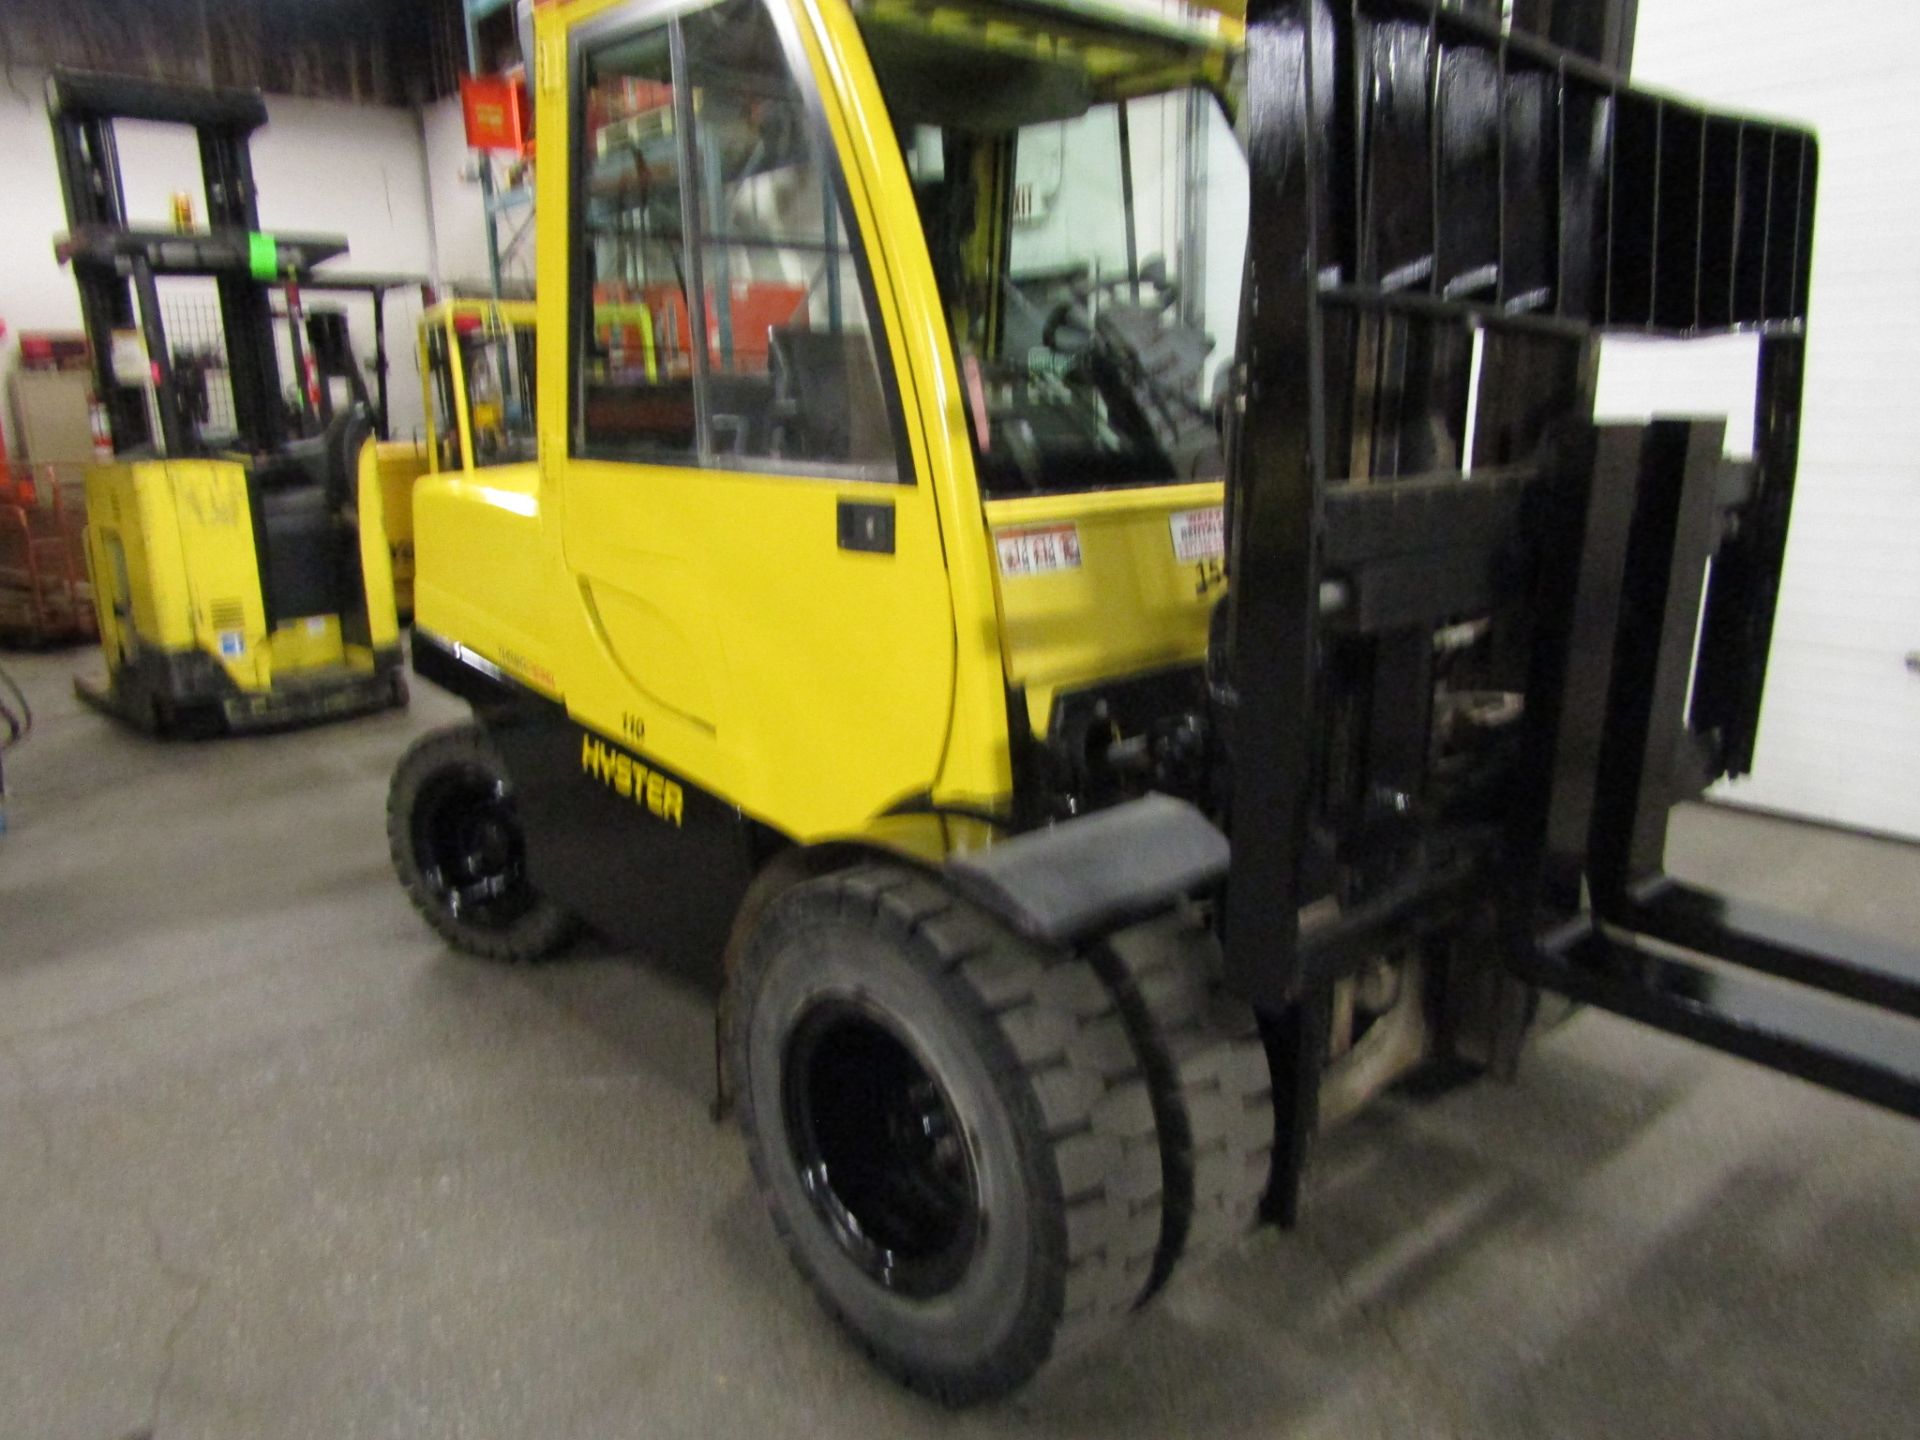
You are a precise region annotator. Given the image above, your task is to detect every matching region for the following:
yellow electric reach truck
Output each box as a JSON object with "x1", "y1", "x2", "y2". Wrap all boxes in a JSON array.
[
  {"x1": 388, "y1": 0, "x2": 1920, "y2": 1402},
  {"x1": 49, "y1": 70, "x2": 407, "y2": 735}
]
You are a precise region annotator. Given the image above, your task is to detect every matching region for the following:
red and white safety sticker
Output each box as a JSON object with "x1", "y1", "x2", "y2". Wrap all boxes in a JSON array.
[
  {"x1": 995, "y1": 522, "x2": 1083, "y2": 577},
  {"x1": 1169, "y1": 505, "x2": 1225, "y2": 562}
]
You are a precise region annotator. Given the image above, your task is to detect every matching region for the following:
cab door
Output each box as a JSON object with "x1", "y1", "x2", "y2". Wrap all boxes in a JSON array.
[{"x1": 553, "y1": 0, "x2": 955, "y2": 840}]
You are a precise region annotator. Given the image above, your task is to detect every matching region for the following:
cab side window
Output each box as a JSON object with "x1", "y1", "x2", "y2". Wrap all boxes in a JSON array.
[
  {"x1": 578, "y1": 23, "x2": 696, "y2": 459},
  {"x1": 575, "y1": 0, "x2": 900, "y2": 479}
]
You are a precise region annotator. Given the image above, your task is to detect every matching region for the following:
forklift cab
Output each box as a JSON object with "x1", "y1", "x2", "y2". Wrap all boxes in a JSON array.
[
  {"x1": 421, "y1": 299, "x2": 539, "y2": 475},
  {"x1": 410, "y1": 0, "x2": 1251, "y2": 854},
  {"x1": 377, "y1": 299, "x2": 540, "y2": 619}
]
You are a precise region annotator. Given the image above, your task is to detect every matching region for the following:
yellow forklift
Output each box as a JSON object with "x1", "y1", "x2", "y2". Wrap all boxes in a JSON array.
[
  {"x1": 388, "y1": 0, "x2": 1919, "y2": 1403},
  {"x1": 377, "y1": 299, "x2": 539, "y2": 620},
  {"x1": 50, "y1": 70, "x2": 407, "y2": 735}
]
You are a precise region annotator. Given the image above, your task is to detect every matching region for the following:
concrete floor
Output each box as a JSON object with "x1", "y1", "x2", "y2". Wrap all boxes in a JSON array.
[{"x1": 1, "y1": 645, "x2": 1916, "y2": 1440}]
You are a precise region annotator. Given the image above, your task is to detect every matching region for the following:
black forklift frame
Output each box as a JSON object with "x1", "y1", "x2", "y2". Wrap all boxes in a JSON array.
[
  {"x1": 1222, "y1": 0, "x2": 1919, "y2": 1207},
  {"x1": 292, "y1": 274, "x2": 431, "y2": 441},
  {"x1": 47, "y1": 69, "x2": 423, "y2": 453},
  {"x1": 50, "y1": 69, "x2": 303, "y2": 457}
]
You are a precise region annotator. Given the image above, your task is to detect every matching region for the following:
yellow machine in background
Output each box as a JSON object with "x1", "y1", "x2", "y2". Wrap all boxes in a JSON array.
[
  {"x1": 377, "y1": 299, "x2": 538, "y2": 619},
  {"x1": 85, "y1": 442, "x2": 405, "y2": 732},
  {"x1": 51, "y1": 68, "x2": 407, "y2": 735}
]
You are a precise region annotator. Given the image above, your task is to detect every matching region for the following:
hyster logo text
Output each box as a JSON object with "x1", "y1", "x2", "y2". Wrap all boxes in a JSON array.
[{"x1": 581, "y1": 734, "x2": 685, "y2": 826}]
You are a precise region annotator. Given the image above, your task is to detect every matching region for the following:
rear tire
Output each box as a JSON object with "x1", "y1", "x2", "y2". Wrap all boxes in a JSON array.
[
  {"x1": 728, "y1": 863, "x2": 1163, "y2": 1405},
  {"x1": 1098, "y1": 908, "x2": 1273, "y2": 1297},
  {"x1": 387, "y1": 722, "x2": 577, "y2": 962}
]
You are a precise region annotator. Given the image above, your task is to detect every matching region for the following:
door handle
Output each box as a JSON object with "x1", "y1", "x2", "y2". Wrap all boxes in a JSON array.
[{"x1": 838, "y1": 499, "x2": 894, "y2": 555}]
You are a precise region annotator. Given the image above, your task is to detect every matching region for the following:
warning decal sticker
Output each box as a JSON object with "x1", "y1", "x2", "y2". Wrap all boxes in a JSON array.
[
  {"x1": 1169, "y1": 506, "x2": 1225, "y2": 563},
  {"x1": 995, "y1": 523, "x2": 1083, "y2": 578}
]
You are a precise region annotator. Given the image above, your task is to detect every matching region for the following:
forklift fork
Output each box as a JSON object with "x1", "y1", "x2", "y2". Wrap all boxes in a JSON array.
[
  {"x1": 1223, "y1": 0, "x2": 1920, "y2": 1220},
  {"x1": 1522, "y1": 416, "x2": 1920, "y2": 1121}
]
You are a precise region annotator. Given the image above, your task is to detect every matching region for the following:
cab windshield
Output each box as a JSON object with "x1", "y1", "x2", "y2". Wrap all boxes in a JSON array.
[{"x1": 855, "y1": 0, "x2": 1247, "y2": 495}]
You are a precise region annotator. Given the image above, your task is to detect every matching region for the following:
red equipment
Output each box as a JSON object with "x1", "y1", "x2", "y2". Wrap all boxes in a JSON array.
[
  {"x1": 460, "y1": 72, "x2": 531, "y2": 154},
  {"x1": 0, "y1": 466, "x2": 96, "y2": 645}
]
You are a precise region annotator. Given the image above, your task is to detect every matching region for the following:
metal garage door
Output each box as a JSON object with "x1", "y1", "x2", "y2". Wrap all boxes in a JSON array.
[{"x1": 1592, "y1": 1, "x2": 1920, "y2": 840}]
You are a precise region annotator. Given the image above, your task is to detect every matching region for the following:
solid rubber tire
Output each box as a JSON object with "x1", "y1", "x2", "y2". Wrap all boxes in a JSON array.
[
  {"x1": 386, "y1": 722, "x2": 577, "y2": 962},
  {"x1": 728, "y1": 863, "x2": 1164, "y2": 1405},
  {"x1": 1097, "y1": 907, "x2": 1273, "y2": 1298}
]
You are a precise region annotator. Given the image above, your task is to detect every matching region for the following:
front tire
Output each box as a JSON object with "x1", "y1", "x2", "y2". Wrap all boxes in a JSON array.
[
  {"x1": 387, "y1": 722, "x2": 577, "y2": 961},
  {"x1": 728, "y1": 864, "x2": 1164, "y2": 1405},
  {"x1": 1099, "y1": 909, "x2": 1273, "y2": 1297}
]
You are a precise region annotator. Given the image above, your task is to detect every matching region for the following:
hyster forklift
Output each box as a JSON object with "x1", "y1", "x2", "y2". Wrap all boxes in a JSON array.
[
  {"x1": 49, "y1": 71, "x2": 407, "y2": 735},
  {"x1": 379, "y1": 299, "x2": 540, "y2": 619},
  {"x1": 388, "y1": 0, "x2": 1920, "y2": 1403}
]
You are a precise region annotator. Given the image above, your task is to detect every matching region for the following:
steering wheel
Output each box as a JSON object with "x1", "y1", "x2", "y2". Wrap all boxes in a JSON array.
[
  {"x1": 1040, "y1": 263, "x2": 1179, "y2": 359},
  {"x1": 1041, "y1": 299, "x2": 1095, "y2": 358}
]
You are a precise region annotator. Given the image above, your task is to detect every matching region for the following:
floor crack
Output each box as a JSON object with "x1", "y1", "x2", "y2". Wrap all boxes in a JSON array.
[
  {"x1": 0, "y1": 1029, "x2": 218, "y2": 1439},
  {"x1": 140, "y1": 1200, "x2": 215, "y2": 1439}
]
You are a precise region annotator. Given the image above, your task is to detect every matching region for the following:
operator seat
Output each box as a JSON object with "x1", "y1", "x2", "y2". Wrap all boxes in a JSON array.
[{"x1": 249, "y1": 405, "x2": 371, "y2": 625}]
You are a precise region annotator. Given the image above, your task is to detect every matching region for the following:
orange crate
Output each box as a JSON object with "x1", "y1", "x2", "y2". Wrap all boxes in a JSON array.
[{"x1": 0, "y1": 466, "x2": 96, "y2": 646}]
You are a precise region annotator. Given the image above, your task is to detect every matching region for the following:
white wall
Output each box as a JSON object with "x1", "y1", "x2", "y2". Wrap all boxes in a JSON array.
[
  {"x1": 0, "y1": 69, "x2": 438, "y2": 456},
  {"x1": 1012, "y1": 100, "x2": 1183, "y2": 286},
  {"x1": 1593, "y1": 4, "x2": 1920, "y2": 840},
  {"x1": 422, "y1": 94, "x2": 491, "y2": 292}
]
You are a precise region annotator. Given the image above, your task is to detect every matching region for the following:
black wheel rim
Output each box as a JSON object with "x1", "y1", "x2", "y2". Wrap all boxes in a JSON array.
[
  {"x1": 411, "y1": 763, "x2": 539, "y2": 930},
  {"x1": 782, "y1": 999, "x2": 983, "y2": 1299}
]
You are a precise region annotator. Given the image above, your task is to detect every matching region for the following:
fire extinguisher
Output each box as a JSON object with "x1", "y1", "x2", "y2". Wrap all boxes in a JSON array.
[{"x1": 89, "y1": 395, "x2": 114, "y2": 459}]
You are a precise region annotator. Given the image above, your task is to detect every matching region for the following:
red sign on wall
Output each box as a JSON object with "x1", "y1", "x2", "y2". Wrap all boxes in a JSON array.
[{"x1": 460, "y1": 73, "x2": 530, "y2": 153}]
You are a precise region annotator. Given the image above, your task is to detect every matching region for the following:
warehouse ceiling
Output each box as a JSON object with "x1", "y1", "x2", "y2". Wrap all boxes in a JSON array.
[{"x1": 0, "y1": 0, "x2": 467, "y2": 106}]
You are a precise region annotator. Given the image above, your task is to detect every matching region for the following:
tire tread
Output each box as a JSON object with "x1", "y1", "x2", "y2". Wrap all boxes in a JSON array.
[
  {"x1": 386, "y1": 722, "x2": 577, "y2": 963},
  {"x1": 1097, "y1": 908, "x2": 1273, "y2": 1299},
  {"x1": 728, "y1": 862, "x2": 1163, "y2": 1404}
]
